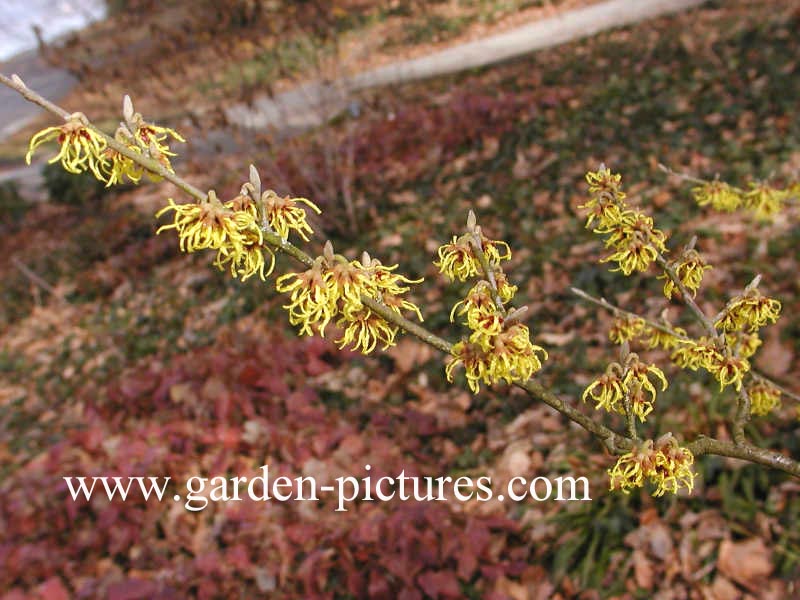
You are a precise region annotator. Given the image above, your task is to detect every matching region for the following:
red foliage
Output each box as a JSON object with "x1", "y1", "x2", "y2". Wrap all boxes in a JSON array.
[{"x1": 1, "y1": 329, "x2": 530, "y2": 597}]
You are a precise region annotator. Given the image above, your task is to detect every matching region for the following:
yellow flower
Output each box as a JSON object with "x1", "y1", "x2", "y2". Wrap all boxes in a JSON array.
[
  {"x1": 487, "y1": 323, "x2": 548, "y2": 386},
  {"x1": 715, "y1": 289, "x2": 781, "y2": 333},
  {"x1": 362, "y1": 257, "x2": 424, "y2": 322},
  {"x1": 608, "y1": 314, "x2": 646, "y2": 344},
  {"x1": 608, "y1": 440, "x2": 655, "y2": 494},
  {"x1": 582, "y1": 362, "x2": 626, "y2": 413},
  {"x1": 609, "y1": 435, "x2": 694, "y2": 496},
  {"x1": 623, "y1": 354, "x2": 668, "y2": 419},
  {"x1": 467, "y1": 310, "x2": 505, "y2": 348},
  {"x1": 446, "y1": 341, "x2": 489, "y2": 394},
  {"x1": 627, "y1": 381, "x2": 655, "y2": 422},
  {"x1": 603, "y1": 240, "x2": 661, "y2": 275},
  {"x1": 670, "y1": 337, "x2": 721, "y2": 371},
  {"x1": 660, "y1": 250, "x2": 711, "y2": 299},
  {"x1": 325, "y1": 259, "x2": 372, "y2": 313},
  {"x1": 155, "y1": 195, "x2": 260, "y2": 254},
  {"x1": 446, "y1": 324, "x2": 547, "y2": 393},
  {"x1": 651, "y1": 434, "x2": 695, "y2": 496},
  {"x1": 747, "y1": 380, "x2": 781, "y2": 417},
  {"x1": 435, "y1": 231, "x2": 511, "y2": 281},
  {"x1": 450, "y1": 281, "x2": 495, "y2": 323},
  {"x1": 134, "y1": 121, "x2": 185, "y2": 153},
  {"x1": 127, "y1": 117, "x2": 184, "y2": 172},
  {"x1": 276, "y1": 251, "x2": 421, "y2": 351},
  {"x1": 99, "y1": 146, "x2": 144, "y2": 186},
  {"x1": 436, "y1": 236, "x2": 478, "y2": 281},
  {"x1": 214, "y1": 235, "x2": 275, "y2": 282},
  {"x1": 597, "y1": 211, "x2": 667, "y2": 276},
  {"x1": 708, "y1": 354, "x2": 750, "y2": 391},
  {"x1": 365, "y1": 258, "x2": 422, "y2": 298},
  {"x1": 670, "y1": 336, "x2": 748, "y2": 389},
  {"x1": 275, "y1": 259, "x2": 338, "y2": 337},
  {"x1": 225, "y1": 193, "x2": 259, "y2": 220},
  {"x1": 336, "y1": 306, "x2": 398, "y2": 354},
  {"x1": 584, "y1": 355, "x2": 666, "y2": 422},
  {"x1": 726, "y1": 332, "x2": 761, "y2": 359},
  {"x1": 743, "y1": 183, "x2": 786, "y2": 221},
  {"x1": 643, "y1": 325, "x2": 688, "y2": 350},
  {"x1": 580, "y1": 167, "x2": 629, "y2": 229},
  {"x1": 692, "y1": 180, "x2": 742, "y2": 212},
  {"x1": 585, "y1": 167, "x2": 627, "y2": 203},
  {"x1": 494, "y1": 269, "x2": 518, "y2": 303},
  {"x1": 261, "y1": 190, "x2": 321, "y2": 241},
  {"x1": 26, "y1": 113, "x2": 108, "y2": 180}
]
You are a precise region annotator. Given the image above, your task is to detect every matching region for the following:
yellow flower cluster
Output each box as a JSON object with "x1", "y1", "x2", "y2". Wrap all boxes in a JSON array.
[
  {"x1": 580, "y1": 168, "x2": 668, "y2": 276},
  {"x1": 691, "y1": 180, "x2": 741, "y2": 212},
  {"x1": 726, "y1": 331, "x2": 761, "y2": 359},
  {"x1": 435, "y1": 231, "x2": 510, "y2": 281},
  {"x1": 261, "y1": 190, "x2": 321, "y2": 241},
  {"x1": 660, "y1": 249, "x2": 711, "y2": 299},
  {"x1": 692, "y1": 179, "x2": 791, "y2": 221},
  {"x1": 441, "y1": 222, "x2": 546, "y2": 393},
  {"x1": 643, "y1": 325, "x2": 687, "y2": 350},
  {"x1": 582, "y1": 167, "x2": 627, "y2": 228},
  {"x1": 26, "y1": 103, "x2": 185, "y2": 187},
  {"x1": 26, "y1": 113, "x2": 107, "y2": 180},
  {"x1": 156, "y1": 192, "x2": 272, "y2": 281},
  {"x1": 670, "y1": 337, "x2": 750, "y2": 390},
  {"x1": 106, "y1": 98, "x2": 185, "y2": 184},
  {"x1": 743, "y1": 183, "x2": 788, "y2": 221},
  {"x1": 608, "y1": 314, "x2": 646, "y2": 344},
  {"x1": 582, "y1": 354, "x2": 667, "y2": 422},
  {"x1": 336, "y1": 256, "x2": 424, "y2": 354},
  {"x1": 599, "y1": 211, "x2": 668, "y2": 275},
  {"x1": 276, "y1": 251, "x2": 422, "y2": 354},
  {"x1": 446, "y1": 324, "x2": 548, "y2": 393},
  {"x1": 747, "y1": 380, "x2": 782, "y2": 417},
  {"x1": 715, "y1": 289, "x2": 781, "y2": 333},
  {"x1": 609, "y1": 434, "x2": 695, "y2": 496}
]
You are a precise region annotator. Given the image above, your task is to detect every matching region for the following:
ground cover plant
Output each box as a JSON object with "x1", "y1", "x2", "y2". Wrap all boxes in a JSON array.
[{"x1": 1, "y1": 1, "x2": 799, "y2": 597}]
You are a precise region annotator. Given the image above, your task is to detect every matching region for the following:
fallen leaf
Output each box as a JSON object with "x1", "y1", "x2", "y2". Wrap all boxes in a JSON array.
[
  {"x1": 710, "y1": 575, "x2": 741, "y2": 600},
  {"x1": 717, "y1": 538, "x2": 773, "y2": 590}
]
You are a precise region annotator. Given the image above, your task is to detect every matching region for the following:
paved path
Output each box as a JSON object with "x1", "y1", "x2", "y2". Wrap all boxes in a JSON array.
[{"x1": 224, "y1": 0, "x2": 705, "y2": 130}]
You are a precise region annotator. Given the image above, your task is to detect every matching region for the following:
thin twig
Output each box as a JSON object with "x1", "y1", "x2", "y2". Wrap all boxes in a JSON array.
[
  {"x1": 11, "y1": 257, "x2": 62, "y2": 300},
  {"x1": 732, "y1": 387, "x2": 750, "y2": 446},
  {"x1": 467, "y1": 215, "x2": 505, "y2": 314},
  {"x1": 687, "y1": 436, "x2": 800, "y2": 478}
]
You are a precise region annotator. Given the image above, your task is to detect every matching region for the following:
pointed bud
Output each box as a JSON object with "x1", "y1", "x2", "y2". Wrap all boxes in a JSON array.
[
  {"x1": 249, "y1": 164, "x2": 261, "y2": 191},
  {"x1": 466, "y1": 209, "x2": 477, "y2": 232},
  {"x1": 323, "y1": 240, "x2": 335, "y2": 262},
  {"x1": 11, "y1": 74, "x2": 26, "y2": 88},
  {"x1": 745, "y1": 274, "x2": 761, "y2": 293},
  {"x1": 361, "y1": 251, "x2": 371, "y2": 267},
  {"x1": 123, "y1": 95, "x2": 134, "y2": 122}
]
